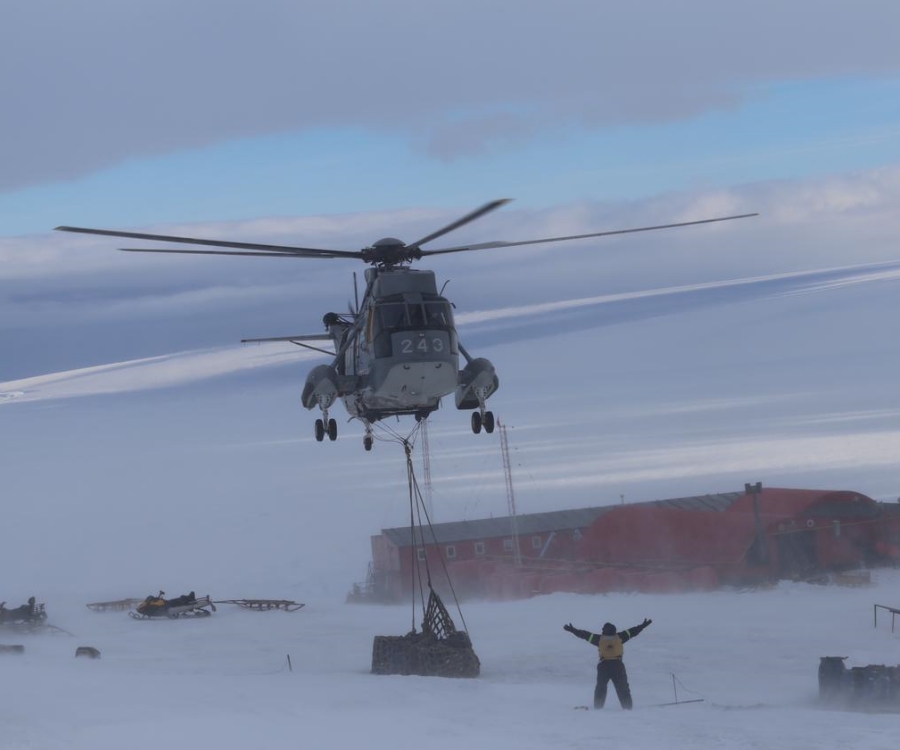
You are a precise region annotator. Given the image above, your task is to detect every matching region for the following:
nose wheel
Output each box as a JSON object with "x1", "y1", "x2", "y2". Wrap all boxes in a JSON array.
[{"x1": 363, "y1": 422, "x2": 374, "y2": 451}]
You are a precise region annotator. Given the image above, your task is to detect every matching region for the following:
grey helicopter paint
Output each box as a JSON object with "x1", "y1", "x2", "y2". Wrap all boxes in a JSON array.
[
  {"x1": 292, "y1": 263, "x2": 491, "y2": 451},
  {"x1": 56, "y1": 200, "x2": 756, "y2": 451}
]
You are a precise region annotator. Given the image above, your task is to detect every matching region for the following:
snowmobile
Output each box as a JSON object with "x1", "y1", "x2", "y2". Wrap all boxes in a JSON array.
[
  {"x1": 129, "y1": 591, "x2": 216, "y2": 620},
  {"x1": 0, "y1": 596, "x2": 54, "y2": 633}
]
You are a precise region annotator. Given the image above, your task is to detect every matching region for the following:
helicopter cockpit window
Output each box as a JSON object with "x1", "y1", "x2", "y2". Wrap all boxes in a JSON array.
[
  {"x1": 377, "y1": 303, "x2": 407, "y2": 331},
  {"x1": 373, "y1": 299, "x2": 456, "y2": 358},
  {"x1": 424, "y1": 301, "x2": 453, "y2": 327},
  {"x1": 406, "y1": 303, "x2": 426, "y2": 328}
]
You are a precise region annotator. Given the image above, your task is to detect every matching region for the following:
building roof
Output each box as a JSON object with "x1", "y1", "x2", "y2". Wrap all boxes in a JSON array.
[
  {"x1": 382, "y1": 506, "x2": 611, "y2": 547},
  {"x1": 380, "y1": 492, "x2": 744, "y2": 547}
]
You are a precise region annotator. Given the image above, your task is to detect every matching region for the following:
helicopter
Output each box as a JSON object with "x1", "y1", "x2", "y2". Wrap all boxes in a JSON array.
[{"x1": 56, "y1": 200, "x2": 756, "y2": 451}]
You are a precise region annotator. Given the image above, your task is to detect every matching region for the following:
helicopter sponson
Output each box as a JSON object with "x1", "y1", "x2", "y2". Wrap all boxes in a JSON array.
[
  {"x1": 301, "y1": 364, "x2": 340, "y2": 412},
  {"x1": 456, "y1": 358, "x2": 499, "y2": 434}
]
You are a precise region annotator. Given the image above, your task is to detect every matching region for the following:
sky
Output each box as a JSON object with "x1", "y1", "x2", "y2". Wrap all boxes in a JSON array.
[{"x1": 2, "y1": 1, "x2": 900, "y2": 599}]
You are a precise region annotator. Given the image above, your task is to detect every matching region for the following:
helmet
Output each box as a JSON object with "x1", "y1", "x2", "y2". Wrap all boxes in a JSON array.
[{"x1": 601, "y1": 622, "x2": 616, "y2": 636}]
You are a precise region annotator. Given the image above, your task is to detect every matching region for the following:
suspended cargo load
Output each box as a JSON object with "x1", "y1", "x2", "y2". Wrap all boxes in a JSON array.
[{"x1": 372, "y1": 588, "x2": 480, "y2": 678}]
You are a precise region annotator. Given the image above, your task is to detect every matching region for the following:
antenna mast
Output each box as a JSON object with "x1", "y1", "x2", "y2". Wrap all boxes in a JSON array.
[{"x1": 499, "y1": 419, "x2": 521, "y2": 566}]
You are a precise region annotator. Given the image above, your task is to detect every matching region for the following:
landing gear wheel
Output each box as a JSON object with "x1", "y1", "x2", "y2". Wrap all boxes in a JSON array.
[
  {"x1": 314, "y1": 419, "x2": 325, "y2": 442},
  {"x1": 327, "y1": 418, "x2": 338, "y2": 441},
  {"x1": 483, "y1": 411, "x2": 495, "y2": 434},
  {"x1": 364, "y1": 436, "x2": 373, "y2": 452},
  {"x1": 471, "y1": 411, "x2": 482, "y2": 434}
]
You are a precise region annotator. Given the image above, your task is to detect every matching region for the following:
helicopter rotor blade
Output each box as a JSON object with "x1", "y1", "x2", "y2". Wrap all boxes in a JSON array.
[
  {"x1": 419, "y1": 213, "x2": 759, "y2": 256},
  {"x1": 117, "y1": 248, "x2": 332, "y2": 258},
  {"x1": 404, "y1": 199, "x2": 512, "y2": 250},
  {"x1": 55, "y1": 225, "x2": 360, "y2": 258}
]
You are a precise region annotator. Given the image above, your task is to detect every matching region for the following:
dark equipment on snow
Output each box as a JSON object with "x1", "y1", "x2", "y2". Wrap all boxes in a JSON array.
[
  {"x1": 0, "y1": 596, "x2": 44, "y2": 625},
  {"x1": 0, "y1": 597, "x2": 71, "y2": 636},
  {"x1": 130, "y1": 592, "x2": 216, "y2": 620},
  {"x1": 0, "y1": 597, "x2": 47, "y2": 629},
  {"x1": 56, "y1": 203, "x2": 756, "y2": 450},
  {"x1": 819, "y1": 656, "x2": 900, "y2": 710}
]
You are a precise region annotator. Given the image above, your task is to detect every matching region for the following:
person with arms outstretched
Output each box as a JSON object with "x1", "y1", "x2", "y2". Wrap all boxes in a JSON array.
[{"x1": 563, "y1": 618, "x2": 652, "y2": 709}]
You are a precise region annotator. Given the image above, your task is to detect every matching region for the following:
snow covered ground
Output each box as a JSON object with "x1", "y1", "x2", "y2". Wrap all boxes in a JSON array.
[{"x1": 3, "y1": 571, "x2": 900, "y2": 750}]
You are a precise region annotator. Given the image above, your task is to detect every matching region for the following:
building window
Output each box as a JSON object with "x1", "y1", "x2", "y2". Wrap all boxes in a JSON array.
[
  {"x1": 474, "y1": 541, "x2": 485, "y2": 556},
  {"x1": 503, "y1": 538, "x2": 514, "y2": 552},
  {"x1": 532, "y1": 536, "x2": 542, "y2": 550},
  {"x1": 445, "y1": 545, "x2": 456, "y2": 559},
  {"x1": 417, "y1": 549, "x2": 426, "y2": 561}
]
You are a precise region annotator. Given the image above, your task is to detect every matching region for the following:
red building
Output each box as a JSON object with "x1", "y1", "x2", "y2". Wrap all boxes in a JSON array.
[
  {"x1": 369, "y1": 506, "x2": 608, "y2": 601},
  {"x1": 364, "y1": 486, "x2": 896, "y2": 602}
]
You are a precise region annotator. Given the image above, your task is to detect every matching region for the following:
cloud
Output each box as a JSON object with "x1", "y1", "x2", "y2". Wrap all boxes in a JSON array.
[
  {"x1": 0, "y1": 346, "x2": 312, "y2": 404},
  {"x1": 7, "y1": 163, "x2": 900, "y2": 282},
  {"x1": 4, "y1": 257, "x2": 899, "y2": 405},
  {"x1": 2, "y1": 1, "x2": 900, "y2": 188},
  {"x1": 5, "y1": 165, "x2": 900, "y2": 381}
]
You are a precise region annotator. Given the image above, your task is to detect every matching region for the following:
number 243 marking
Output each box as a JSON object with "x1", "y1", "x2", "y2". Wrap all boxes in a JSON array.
[{"x1": 400, "y1": 337, "x2": 444, "y2": 354}]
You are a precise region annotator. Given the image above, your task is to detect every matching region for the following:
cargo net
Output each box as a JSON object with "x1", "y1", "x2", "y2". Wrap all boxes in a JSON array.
[
  {"x1": 371, "y1": 431, "x2": 480, "y2": 678},
  {"x1": 372, "y1": 586, "x2": 480, "y2": 678},
  {"x1": 423, "y1": 587, "x2": 455, "y2": 640}
]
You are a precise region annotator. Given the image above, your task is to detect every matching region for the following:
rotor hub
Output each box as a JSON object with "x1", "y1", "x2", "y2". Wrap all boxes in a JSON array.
[{"x1": 363, "y1": 237, "x2": 421, "y2": 267}]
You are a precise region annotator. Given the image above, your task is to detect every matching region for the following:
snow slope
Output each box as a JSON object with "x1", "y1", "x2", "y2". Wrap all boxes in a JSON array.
[{"x1": 3, "y1": 572, "x2": 899, "y2": 750}]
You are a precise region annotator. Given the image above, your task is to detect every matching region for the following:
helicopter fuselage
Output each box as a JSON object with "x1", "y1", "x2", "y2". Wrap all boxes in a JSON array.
[{"x1": 301, "y1": 266, "x2": 496, "y2": 430}]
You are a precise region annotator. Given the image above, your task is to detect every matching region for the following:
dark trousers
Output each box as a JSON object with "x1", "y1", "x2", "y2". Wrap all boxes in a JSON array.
[{"x1": 594, "y1": 659, "x2": 632, "y2": 709}]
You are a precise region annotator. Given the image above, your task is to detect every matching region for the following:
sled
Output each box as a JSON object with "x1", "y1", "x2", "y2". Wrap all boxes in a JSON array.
[
  {"x1": 215, "y1": 599, "x2": 305, "y2": 612},
  {"x1": 0, "y1": 620, "x2": 71, "y2": 635},
  {"x1": 86, "y1": 598, "x2": 144, "y2": 612}
]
